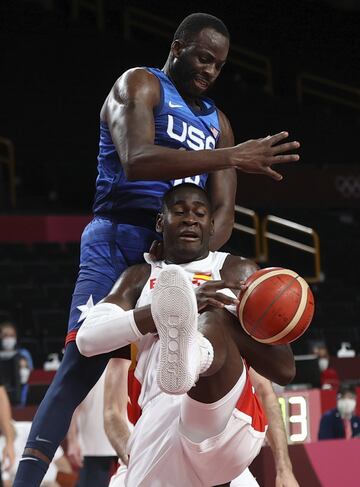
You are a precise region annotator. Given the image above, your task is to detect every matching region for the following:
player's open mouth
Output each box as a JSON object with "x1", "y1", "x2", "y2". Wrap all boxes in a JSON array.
[
  {"x1": 193, "y1": 77, "x2": 209, "y2": 90},
  {"x1": 179, "y1": 232, "x2": 200, "y2": 241}
]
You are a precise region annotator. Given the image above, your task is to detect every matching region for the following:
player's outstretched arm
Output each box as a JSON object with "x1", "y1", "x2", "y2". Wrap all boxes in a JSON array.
[
  {"x1": 104, "y1": 358, "x2": 132, "y2": 465},
  {"x1": 103, "y1": 69, "x2": 300, "y2": 181},
  {"x1": 250, "y1": 369, "x2": 299, "y2": 487}
]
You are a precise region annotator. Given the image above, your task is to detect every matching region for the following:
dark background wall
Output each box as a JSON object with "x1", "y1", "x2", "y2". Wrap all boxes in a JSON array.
[
  {"x1": 0, "y1": 0, "x2": 360, "y2": 361},
  {"x1": 1, "y1": 0, "x2": 359, "y2": 212}
]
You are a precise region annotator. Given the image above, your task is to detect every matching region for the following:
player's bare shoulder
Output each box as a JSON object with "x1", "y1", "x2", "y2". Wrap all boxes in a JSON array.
[
  {"x1": 221, "y1": 254, "x2": 259, "y2": 282},
  {"x1": 101, "y1": 68, "x2": 161, "y2": 120},
  {"x1": 108, "y1": 262, "x2": 151, "y2": 304}
]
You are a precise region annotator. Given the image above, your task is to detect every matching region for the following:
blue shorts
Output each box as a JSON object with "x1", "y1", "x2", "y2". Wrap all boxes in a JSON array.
[{"x1": 66, "y1": 217, "x2": 159, "y2": 338}]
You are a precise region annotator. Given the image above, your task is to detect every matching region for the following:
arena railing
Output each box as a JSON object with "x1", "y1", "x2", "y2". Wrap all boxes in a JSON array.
[
  {"x1": 296, "y1": 72, "x2": 360, "y2": 110},
  {"x1": 0, "y1": 136, "x2": 16, "y2": 208},
  {"x1": 233, "y1": 205, "x2": 262, "y2": 262},
  {"x1": 122, "y1": 6, "x2": 274, "y2": 94},
  {"x1": 261, "y1": 215, "x2": 321, "y2": 283}
]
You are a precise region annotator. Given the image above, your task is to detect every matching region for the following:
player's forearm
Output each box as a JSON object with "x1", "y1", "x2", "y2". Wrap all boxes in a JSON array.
[
  {"x1": 0, "y1": 387, "x2": 14, "y2": 444},
  {"x1": 123, "y1": 144, "x2": 233, "y2": 181},
  {"x1": 261, "y1": 389, "x2": 292, "y2": 471},
  {"x1": 66, "y1": 409, "x2": 79, "y2": 443},
  {"x1": 104, "y1": 411, "x2": 131, "y2": 464}
]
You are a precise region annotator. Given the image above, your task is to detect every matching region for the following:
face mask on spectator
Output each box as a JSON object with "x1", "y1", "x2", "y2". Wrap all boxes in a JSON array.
[
  {"x1": 2, "y1": 337, "x2": 17, "y2": 351},
  {"x1": 20, "y1": 367, "x2": 31, "y2": 384},
  {"x1": 318, "y1": 358, "x2": 329, "y2": 371},
  {"x1": 337, "y1": 398, "x2": 356, "y2": 417}
]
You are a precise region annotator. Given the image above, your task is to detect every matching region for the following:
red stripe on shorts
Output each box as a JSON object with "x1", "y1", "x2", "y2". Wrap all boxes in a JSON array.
[
  {"x1": 65, "y1": 329, "x2": 78, "y2": 346},
  {"x1": 235, "y1": 373, "x2": 268, "y2": 433}
]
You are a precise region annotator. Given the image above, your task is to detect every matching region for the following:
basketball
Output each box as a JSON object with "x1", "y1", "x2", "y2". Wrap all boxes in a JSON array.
[{"x1": 237, "y1": 267, "x2": 315, "y2": 345}]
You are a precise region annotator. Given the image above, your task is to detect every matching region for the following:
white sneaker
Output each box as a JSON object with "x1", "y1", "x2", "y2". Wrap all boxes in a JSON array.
[{"x1": 151, "y1": 265, "x2": 199, "y2": 395}]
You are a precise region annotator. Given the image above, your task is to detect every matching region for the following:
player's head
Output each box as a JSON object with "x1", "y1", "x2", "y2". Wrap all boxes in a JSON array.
[
  {"x1": 169, "y1": 13, "x2": 230, "y2": 98},
  {"x1": 156, "y1": 183, "x2": 214, "y2": 264}
]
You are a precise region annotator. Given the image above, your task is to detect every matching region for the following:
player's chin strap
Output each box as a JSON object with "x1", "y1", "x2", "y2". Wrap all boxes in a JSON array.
[{"x1": 76, "y1": 303, "x2": 143, "y2": 357}]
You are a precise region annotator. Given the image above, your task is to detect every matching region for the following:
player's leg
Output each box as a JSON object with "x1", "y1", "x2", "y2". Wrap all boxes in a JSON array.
[
  {"x1": 152, "y1": 266, "x2": 266, "y2": 485},
  {"x1": 14, "y1": 220, "x2": 158, "y2": 487},
  {"x1": 152, "y1": 265, "x2": 245, "y2": 438},
  {"x1": 179, "y1": 307, "x2": 245, "y2": 442}
]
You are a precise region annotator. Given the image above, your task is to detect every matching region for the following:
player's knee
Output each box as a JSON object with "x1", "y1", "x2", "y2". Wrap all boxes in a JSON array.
[
  {"x1": 278, "y1": 360, "x2": 296, "y2": 386},
  {"x1": 76, "y1": 328, "x2": 95, "y2": 357}
]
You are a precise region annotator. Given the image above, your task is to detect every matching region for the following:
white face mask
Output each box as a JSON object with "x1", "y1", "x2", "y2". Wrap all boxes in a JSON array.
[
  {"x1": 2, "y1": 337, "x2": 17, "y2": 351},
  {"x1": 318, "y1": 358, "x2": 329, "y2": 372},
  {"x1": 337, "y1": 398, "x2": 356, "y2": 417},
  {"x1": 19, "y1": 367, "x2": 31, "y2": 385}
]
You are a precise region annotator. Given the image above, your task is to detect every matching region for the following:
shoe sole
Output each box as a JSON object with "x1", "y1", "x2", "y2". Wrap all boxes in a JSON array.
[{"x1": 151, "y1": 265, "x2": 198, "y2": 395}]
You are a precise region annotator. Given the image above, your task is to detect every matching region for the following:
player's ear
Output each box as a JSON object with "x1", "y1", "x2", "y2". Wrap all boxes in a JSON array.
[
  {"x1": 171, "y1": 40, "x2": 185, "y2": 58},
  {"x1": 209, "y1": 218, "x2": 215, "y2": 236},
  {"x1": 156, "y1": 213, "x2": 164, "y2": 233}
]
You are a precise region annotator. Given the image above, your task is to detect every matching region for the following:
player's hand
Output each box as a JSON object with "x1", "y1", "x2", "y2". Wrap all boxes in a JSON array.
[
  {"x1": 230, "y1": 132, "x2": 300, "y2": 181},
  {"x1": 2, "y1": 442, "x2": 15, "y2": 470},
  {"x1": 149, "y1": 240, "x2": 164, "y2": 261},
  {"x1": 195, "y1": 280, "x2": 245, "y2": 312},
  {"x1": 67, "y1": 439, "x2": 83, "y2": 468},
  {"x1": 275, "y1": 468, "x2": 300, "y2": 487}
]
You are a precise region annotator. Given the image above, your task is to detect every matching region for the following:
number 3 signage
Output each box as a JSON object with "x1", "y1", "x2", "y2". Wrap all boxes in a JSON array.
[{"x1": 278, "y1": 390, "x2": 322, "y2": 444}]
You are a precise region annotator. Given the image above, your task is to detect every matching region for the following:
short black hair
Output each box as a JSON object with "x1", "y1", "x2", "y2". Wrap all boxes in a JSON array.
[
  {"x1": 338, "y1": 383, "x2": 357, "y2": 397},
  {"x1": 161, "y1": 183, "x2": 212, "y2": 212},
  {"x1": 173, "y1": 13, "x2": 229, "y2": 44}
]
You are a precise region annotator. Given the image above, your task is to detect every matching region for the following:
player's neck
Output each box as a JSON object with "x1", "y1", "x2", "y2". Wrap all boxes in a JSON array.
[
  {"x1": 164, "y1": 250, "x2": 210, "y2": 265},
  {"x1": 162, "y1": 62, "x2": 201, "y2": 110}
]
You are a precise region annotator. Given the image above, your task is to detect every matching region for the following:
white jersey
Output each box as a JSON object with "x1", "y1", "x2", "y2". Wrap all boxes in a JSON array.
[
  {"x1": 134, "y1": 251, "x2": 229, "y2": 410},
  {"x1": 77, "y1": 369, "x2": 117, "y2": 456}
]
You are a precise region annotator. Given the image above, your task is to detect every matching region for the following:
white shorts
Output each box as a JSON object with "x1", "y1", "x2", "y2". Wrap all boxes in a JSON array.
[
  {"x1": 109, "y1": 466, "x2": 259, "y2": 487},
  {"x1": 231, "y1": 468, "x2": 260, "y2": 487},
  {"x1": 124, "y1": 370, "x2": 266, "y2": 486}
]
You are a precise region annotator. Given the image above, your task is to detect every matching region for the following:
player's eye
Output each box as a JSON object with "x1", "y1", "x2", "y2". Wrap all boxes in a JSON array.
[{"x1": 198, "y1": 56, "x2": 209, "y2": 63}]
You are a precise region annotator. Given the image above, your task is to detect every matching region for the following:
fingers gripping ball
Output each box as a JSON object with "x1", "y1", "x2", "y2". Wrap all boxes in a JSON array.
[{"x1": 237, "y1": 268, "x2": 314, "y2": 345}]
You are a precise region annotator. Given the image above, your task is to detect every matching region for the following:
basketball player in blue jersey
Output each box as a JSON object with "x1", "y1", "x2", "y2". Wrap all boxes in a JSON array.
[{"x1": 14, "y1": 13, "x2": 300, "y2": 487}]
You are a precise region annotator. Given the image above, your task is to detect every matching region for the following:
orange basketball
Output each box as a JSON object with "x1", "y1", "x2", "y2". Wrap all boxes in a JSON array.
[{"x1": 237, "y1": 267, "x2": 315, "y2": 345}]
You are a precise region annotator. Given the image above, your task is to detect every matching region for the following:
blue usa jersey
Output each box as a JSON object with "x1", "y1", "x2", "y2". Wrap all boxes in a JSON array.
[{"x1": 93, "y1": 67, "x2": 221, "y2": 226}]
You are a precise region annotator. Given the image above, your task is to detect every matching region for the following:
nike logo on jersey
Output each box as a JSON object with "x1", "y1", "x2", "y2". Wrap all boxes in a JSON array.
[
  {"x1": 169, "y1": 101, "x2": 183, "y2": 108},
  {"x1": 35, "y1": 435, "x2": 52, "y2": 443}
]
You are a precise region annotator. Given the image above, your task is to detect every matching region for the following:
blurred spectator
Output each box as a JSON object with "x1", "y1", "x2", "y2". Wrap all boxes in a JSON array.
[
  {"x1": 0, "y1": 421, "x2": 72, "y2": 486},
  {"x1": 0, "y1": 369, "x2": 15, "y2": 484},
  {"x1": 0, "y1": 322, "x2": 34, "y2": 405},
  {"x1": 314, "y1": 345, "x2": 340, "y2": 390},
  {"x1": 318, "y1": 384, "x2": 360, "y2": 440},
  {"x1": 0, "y1": 322, "x2": 34, "y2": 369}
]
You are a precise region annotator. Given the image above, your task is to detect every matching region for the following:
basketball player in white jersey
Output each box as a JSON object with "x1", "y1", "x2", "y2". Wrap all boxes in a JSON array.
[{"x1": 76, "y1": 183, "x2": 296, "y2": 486}]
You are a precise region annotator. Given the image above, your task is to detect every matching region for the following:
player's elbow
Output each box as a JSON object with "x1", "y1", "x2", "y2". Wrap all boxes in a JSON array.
[
  {"x1": 122, "y1": 155, "x2": 145, "y2": 181},
  {"x1": 76, "y1": 328, "x2": 96, "y2": 357}
]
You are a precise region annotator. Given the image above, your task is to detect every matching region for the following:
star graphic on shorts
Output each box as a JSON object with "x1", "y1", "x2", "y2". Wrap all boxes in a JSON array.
[{"x1": 77, "y1": 295, "x2": 94, "y2": 323}]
